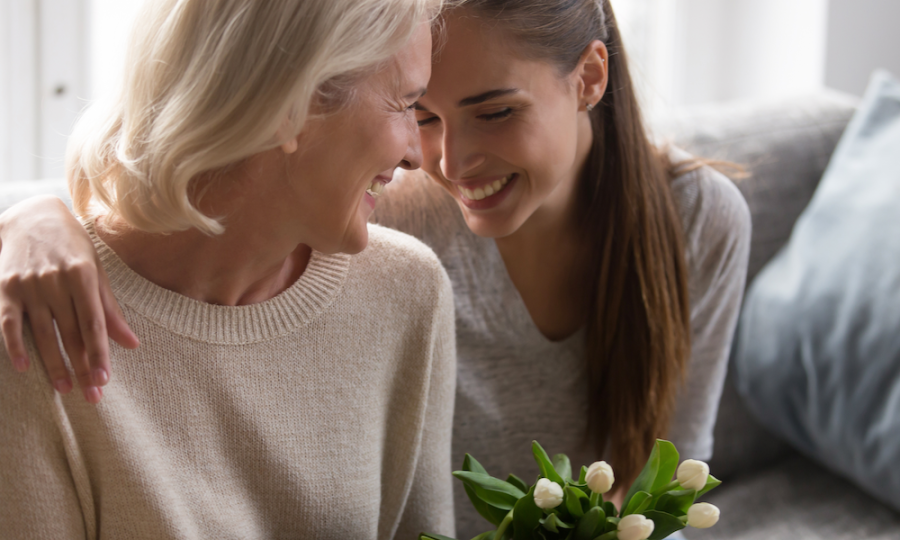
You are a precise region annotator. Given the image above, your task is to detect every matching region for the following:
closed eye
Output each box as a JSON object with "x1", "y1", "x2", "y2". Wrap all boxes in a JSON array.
[{"x1": 479, "y1": 108, "x2": 513, "y2": 121}]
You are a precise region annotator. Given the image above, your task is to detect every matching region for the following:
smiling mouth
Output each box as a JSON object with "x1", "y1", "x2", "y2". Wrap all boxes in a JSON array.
[
  {"x1": 457, "y1": 173, "x2": 514, "y2": 201},
  {"x1": 365, "y1": 181, "x2": 386, "y2": 198}
]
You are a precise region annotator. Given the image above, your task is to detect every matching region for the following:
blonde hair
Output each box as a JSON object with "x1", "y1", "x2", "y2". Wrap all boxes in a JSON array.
[{"x1": 68, "y1": 0, "x2": 441, "y2": 235}]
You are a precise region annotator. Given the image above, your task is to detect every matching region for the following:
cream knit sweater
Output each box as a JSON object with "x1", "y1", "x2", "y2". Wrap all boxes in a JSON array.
[{"x1": 0, "y1": 222, "x2": 457, "y2": 540}]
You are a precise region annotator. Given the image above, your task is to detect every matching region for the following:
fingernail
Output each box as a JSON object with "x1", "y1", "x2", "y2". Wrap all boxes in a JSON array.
[
  {"x1": 12, "y1": 357, "x2": 29, "y2": 372},
  {"x1": 53, "y1": 379, "x2": 73, "y2": 394},
  {"x1": 92, "y1": 368, "x2": 109, "y2": 386},
  {"x1": 83, "y1": 386, "x2": 102, "y2": 404}
]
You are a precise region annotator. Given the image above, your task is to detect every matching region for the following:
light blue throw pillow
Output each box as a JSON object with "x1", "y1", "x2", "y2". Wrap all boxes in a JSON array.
[{"x1": 732, "y1": 70, "x2": 900, "y2": 510}]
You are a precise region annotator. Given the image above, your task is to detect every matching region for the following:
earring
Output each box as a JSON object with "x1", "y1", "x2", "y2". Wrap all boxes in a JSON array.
[{"x1": 586, "y1": 102, "x2": 595, "y2": 112}]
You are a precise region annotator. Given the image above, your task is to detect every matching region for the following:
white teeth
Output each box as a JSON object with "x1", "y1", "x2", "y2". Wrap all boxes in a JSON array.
[
  {"x1": 457, "y1": 173, "x2": 515, "y2": 201},
  {"x1": 366, "y1": 181, "x2": 385, "y2": 197}
]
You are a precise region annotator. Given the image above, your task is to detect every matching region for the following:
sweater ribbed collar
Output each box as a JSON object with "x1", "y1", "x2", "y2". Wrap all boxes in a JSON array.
[{"x1": 85, "y1": 220, "x2": 351, "y2": 344}]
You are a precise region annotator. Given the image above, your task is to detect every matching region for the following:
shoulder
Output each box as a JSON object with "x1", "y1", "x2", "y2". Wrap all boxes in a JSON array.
[
  {"x1": 669, "y1": 148, "x2": 752, "y2": 266},
  {"x1": 355, "y1": 224, "x2": 453, "y2": 305}
]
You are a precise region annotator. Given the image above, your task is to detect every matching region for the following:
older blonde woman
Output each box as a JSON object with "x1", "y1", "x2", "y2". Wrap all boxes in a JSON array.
[{"x1": 0, "y1": 0, "x2": 456, "y2": 538}]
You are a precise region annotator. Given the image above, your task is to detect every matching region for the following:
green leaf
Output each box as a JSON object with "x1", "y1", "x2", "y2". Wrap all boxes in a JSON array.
[
  {"x1": 461, "y1": 480, "x2": 509, "y2": 526},
  {"x1": 644, "y1": 510, "x2": 686, "y2": 540},
  {"x1": 579, "y1": 466, "x2": 588, "y2": 484},
  {"x1": 601, "y1": 501, "x2": 617, "y2": 519},
  {"x1": 532, "y1": 441, "x2": 565, "y2": 486},
  {"x1": 654, "y1": 489, "x2": 696, "y2": 516},
  {"x1": 621, "y1": 491, "x2": 652, "y2": 516},
  {"x1": 552, "y1": 454, "x2": 573, "y2": 482},
  {"x1": 460, "y1": 454, "x2": 510, "y2": 524},
  {"x1": 470, "y1": 533, "x2": 496, "y2": 540},
  {"x1": 697, "y1": 474, "x2": 722, "y2": 497},
  {"x1": 418, "y1": 535, "x2": 459, "y2": 540},
  {"x1": 463, "y1": 454, "x2": 489, "y2": 475},
  {"x1": 454, "y1": 471, "x2": 527, "y2": 510},
  {"x1": 494, "y1": 509, "x2": 515, "y2": 540},
  {"x1": 564, "y1": 486, "x2": 588, "y2": 518},
  {"x1": 507, "y1": 474, "x2": 529, "y2": 494},
  {"x1": 593, "y1": 532, "x2": 618, "y2": 540},
  {"x1": 623, "y1": 440, "x2": 676, "y2": 512},
  {"x1": 649, "y1": 440, "x2": 680, "y2": 494},
  {"x1": 573, "y1": 506, "x2": 605, "y2": 540},
  {"x1": 513, "y1": 486, "x2": 542, "y2": 540},
  {"x1": 540, "y1": 513, "x2": 574, "y2": 533}
]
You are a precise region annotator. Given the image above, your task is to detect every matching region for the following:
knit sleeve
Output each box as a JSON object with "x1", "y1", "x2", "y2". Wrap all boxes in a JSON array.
[
  {"x1": 0, "y1": 338, "x2": 89, "y2": 538},
  {"x1": 392, "y1": 264, "x2": 457, "y2": 540},
  {"x1": 667, "y1": 166, "x2": 752, "y2": 461}
]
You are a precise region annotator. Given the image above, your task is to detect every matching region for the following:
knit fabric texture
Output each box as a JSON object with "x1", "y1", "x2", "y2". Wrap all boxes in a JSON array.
[
  {"x1": 373, "y1": 149, "x2": 752, "y2": 539},
  {"x1": 0, "y1": 222, "x2": 457, "y2": 540}
]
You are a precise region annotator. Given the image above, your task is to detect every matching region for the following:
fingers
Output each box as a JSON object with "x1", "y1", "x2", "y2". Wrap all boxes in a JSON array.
[
  {"x1": 98, "y1": 265, "x2": 139, "y2": 350},
  {"x1": 0, "y1": 294, "x2": 30, "y2": 373}
]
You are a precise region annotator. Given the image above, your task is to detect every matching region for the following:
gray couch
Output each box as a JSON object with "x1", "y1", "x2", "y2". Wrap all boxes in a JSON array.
[
  {"x1": 656, "y1": 91, "x2": 900, "y2": 539},
  {"x1": 3, "y1": 91, "x2": 899, "y2": 539}
]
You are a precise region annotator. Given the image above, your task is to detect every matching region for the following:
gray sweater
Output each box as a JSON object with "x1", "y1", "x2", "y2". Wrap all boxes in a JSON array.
[{"x1": 374, "y1": 154, "x2": 752, "y2": 539}]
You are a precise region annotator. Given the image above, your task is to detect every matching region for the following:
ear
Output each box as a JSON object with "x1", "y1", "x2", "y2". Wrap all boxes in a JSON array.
[
  {"x1": 575, "y1": 40, "x2": 608, "y2": 111},
  {"x1": 275, "y1": 115, "x2": 300, "y2": 154},
  {"x1": 281, "y1": 137, "x2": 299, "y2": 154}
]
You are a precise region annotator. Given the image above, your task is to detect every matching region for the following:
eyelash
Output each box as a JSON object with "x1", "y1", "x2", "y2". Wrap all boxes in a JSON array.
[
  {"x1": 416, "y1": 107, "x2": 515, "y2": 127},
  {"x1": 479, "y1": 108, "x2": 513, "y2": 121}
]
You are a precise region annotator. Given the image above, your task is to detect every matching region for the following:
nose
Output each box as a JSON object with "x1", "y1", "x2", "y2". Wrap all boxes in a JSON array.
[
  {"x1": 398, "y1": 118, "x2": 423, "y2": 171},
  {"x1": 440, "y1": 123, "x2": 485, "y2": 181}
]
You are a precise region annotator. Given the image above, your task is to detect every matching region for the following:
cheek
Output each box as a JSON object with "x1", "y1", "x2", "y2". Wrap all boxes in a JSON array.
[{"x1": 420, "y1": 128, "x2": 443, "y2": 174}]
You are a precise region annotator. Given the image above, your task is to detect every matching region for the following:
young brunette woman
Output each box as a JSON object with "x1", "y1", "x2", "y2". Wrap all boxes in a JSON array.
[{"x1": 0, "y1": 1, "x2": 750, "y2": 538}]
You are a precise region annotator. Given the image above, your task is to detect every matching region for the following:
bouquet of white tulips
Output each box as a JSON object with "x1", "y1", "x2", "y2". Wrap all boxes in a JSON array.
[{"x1": 420, "y1": 439, "x2": 722, "y2": 540}]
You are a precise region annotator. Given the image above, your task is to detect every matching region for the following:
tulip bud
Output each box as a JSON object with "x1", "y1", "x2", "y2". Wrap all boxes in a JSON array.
[
  {"x1": 687, "y1": 502, "x2": 720, "y2": 529},
  {"x1": 676, "y1": 459, "x2": 710, "y2": 491},
  {"x1": 585, "y1": 461, "x2": 615, "y2": 494},
  {"x1": 533, "y1": 478, "x2": 564, "y2": 509},
  {"x1": 617, "y1": 514, "x2": 655, "y2": 540}
]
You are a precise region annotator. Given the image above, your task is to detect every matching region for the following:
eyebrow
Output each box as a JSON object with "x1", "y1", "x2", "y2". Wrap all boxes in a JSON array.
[
  {"x1": 458, "y1": 88, "x2": 519, "y2": 107},
  {"x1": 404, "y1": 87, "x2": 428, "y2": 100}
]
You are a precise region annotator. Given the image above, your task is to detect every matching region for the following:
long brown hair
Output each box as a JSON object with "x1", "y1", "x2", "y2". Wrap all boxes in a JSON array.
[{"x1": 458, "y1": 0, "x2": 691, "y2": 486}]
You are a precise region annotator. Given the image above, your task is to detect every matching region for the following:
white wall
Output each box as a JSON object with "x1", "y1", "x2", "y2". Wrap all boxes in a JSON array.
[
  {"x1": 89, "y1": 0, "x2": 144, "y2": 99},
  {"x1": 619, "y1": 0, "x2": 830, "y2": 118},
  {"x1": 825, "y1": 0, "x2": 900, "y2": 96},
  {"x1": 0, "y1": 0, "x2": 89, "y2": 182}
]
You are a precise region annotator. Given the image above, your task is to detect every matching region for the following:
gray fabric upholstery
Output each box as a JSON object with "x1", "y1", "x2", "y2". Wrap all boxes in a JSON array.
[
  {"x1": 654, "y1": 92, "x2": 859, "y2": 481},
  {"x1": 683, "y1": 454, "x2": 900, "y2": 540},
  {"x1": 655, "y1": 92, "x2": 900, "y2": 538}
]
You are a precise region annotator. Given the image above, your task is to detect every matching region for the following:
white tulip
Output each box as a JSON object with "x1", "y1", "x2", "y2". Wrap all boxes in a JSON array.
[
  {"x1": 585, "y1": 461, "x2": 615, "y2": 494},
  {"x1": 676, "y1": 459, "x2": 710, "y2": 491},
  {"x1": 533, "y1": 478, "x2": 564, "y2": 509},
  {"x1": 687, "y1": 502, "x2": 720, "y2": 529},
  {"x1": 617, "y1": 514, "x2": 655, "y2": 540}
]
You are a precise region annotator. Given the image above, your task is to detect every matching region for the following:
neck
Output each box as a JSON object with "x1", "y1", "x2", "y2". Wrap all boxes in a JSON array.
[
  {"x1": 98, "y1": 217, "x2": 312, "y2": 306},
  {"x1": 96, "y1": 157, "x2": 313, "y2": 306},
  {"x1": 491, "y1": 112, "x2": 594, "y2": 340}
]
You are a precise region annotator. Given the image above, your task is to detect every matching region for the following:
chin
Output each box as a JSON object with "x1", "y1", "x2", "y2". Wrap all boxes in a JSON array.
[{"x1": 462, "y1": 213, "x2": 522, "y2": 239}]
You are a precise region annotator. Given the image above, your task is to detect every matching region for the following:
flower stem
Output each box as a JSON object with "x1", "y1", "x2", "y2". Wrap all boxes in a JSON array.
[
  {"x1": 495, "y1": 509, "x2": 514, "y2": 540},
  {"x1": 589, "y1": 491, "x2": 602, "y2": 507}
]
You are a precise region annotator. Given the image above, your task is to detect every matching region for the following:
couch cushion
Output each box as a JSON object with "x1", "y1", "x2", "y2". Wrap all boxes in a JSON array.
[
  {"x1": 683, "y1": 453, "x2": 900, "y2": 540},
  {"x1": 654, "y1": 91, "x2": 857, "y2": 480},
  {"x1": 732, "y1": 70, "x2": 900, "y2": 510},
  {"x1": 0, "y1": 178, "x2": 70, "y2": 214}
]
